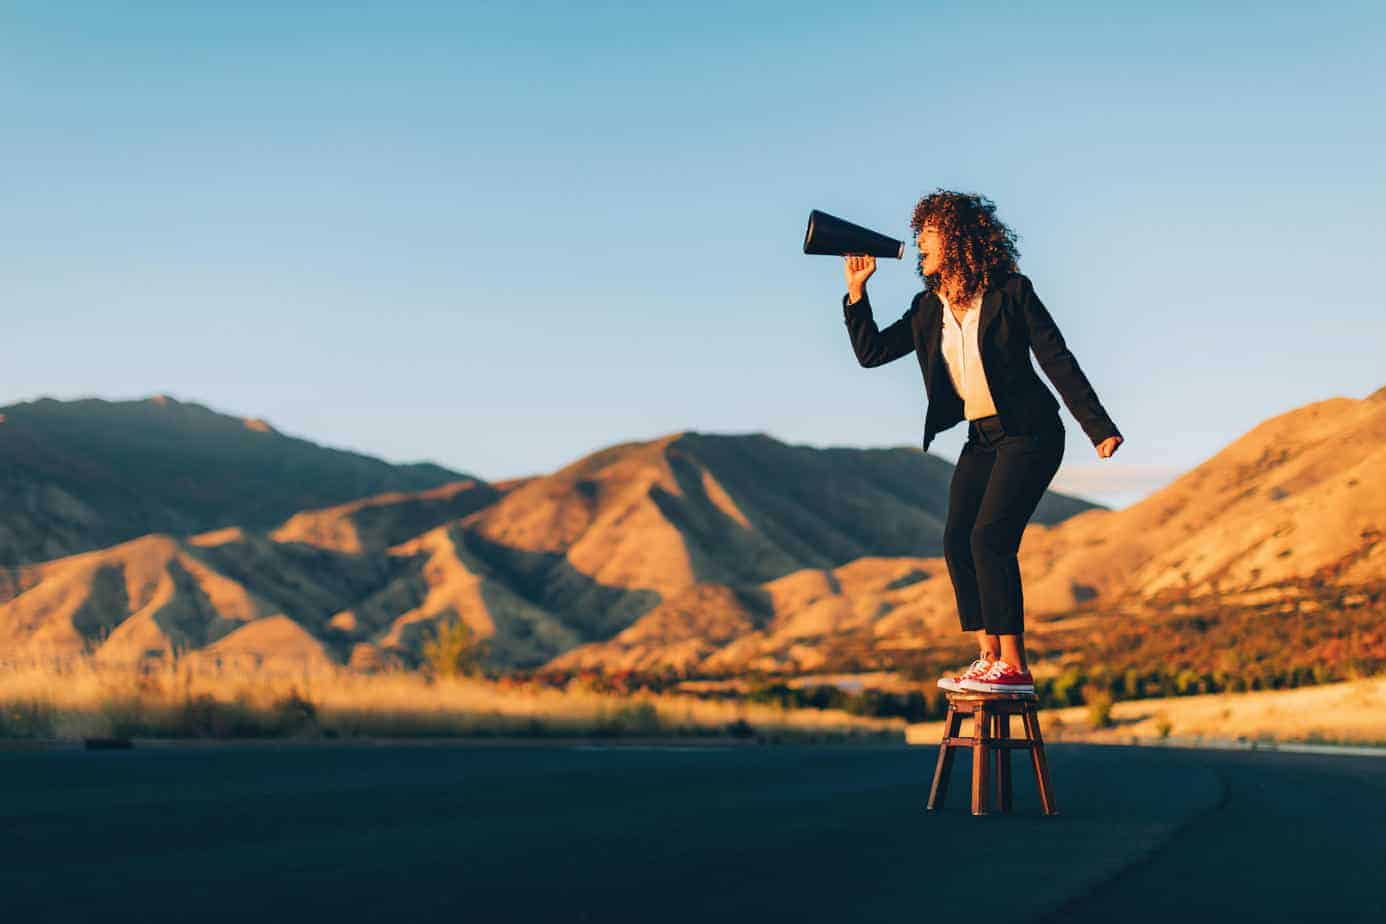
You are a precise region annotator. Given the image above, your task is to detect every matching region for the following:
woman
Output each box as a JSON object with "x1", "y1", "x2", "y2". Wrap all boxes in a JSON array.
[{"x1": 841, "y1": 190, "x2": 1123, "y2": 694}]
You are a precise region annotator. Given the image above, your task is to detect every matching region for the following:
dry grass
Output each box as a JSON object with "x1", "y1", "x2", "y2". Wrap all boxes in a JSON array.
[
  {"x1": 0, "y1": 656, "x2": 903, "y2": 743},
  {"x1": 905, "y1": 675, "x2": 1386, "y2": 748}
]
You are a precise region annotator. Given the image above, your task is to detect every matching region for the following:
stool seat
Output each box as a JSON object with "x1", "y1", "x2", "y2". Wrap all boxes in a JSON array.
[{"x1": 926, "y1": 690, "x2": 1058, "y2": 816}]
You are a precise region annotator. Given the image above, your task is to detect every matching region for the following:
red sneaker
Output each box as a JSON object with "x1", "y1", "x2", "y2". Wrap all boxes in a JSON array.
[
  {"x1": 958, "y1": 659, "x2": 1034, "y2": 694},
  {"x1": 937, "y1": 657, "x2": 993, "y2": 692}
]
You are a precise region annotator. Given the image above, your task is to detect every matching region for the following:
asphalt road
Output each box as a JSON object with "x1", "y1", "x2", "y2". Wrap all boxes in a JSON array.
[{"x1": 0, "y1": 741, "x2": 1380, "y2": 922}]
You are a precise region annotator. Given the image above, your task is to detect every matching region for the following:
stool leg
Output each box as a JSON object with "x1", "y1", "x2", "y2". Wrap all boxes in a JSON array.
[
  {"x1": 971, "y1": 704, "x2": 991, "y2": 816},
  {"x1": 1023, "y1": 705, "x2": 1059, "y2": 816},
  {"x1": 995, "y1": 712, "x2": 1013, "y2": 813},
  {"x1": 990, "y1": 712, "x2": 1002, "y2": 810},
  {"x1": 926, "y1": 704, "x2": 962, "y2": 811}
]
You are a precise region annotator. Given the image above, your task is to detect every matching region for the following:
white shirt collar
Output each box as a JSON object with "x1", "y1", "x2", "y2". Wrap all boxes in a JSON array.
[{"x1": 938, "y1": 290, "x2": 983, "y2": 324}]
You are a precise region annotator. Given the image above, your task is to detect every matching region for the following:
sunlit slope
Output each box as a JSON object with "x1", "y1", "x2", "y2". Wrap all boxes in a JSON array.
[
  {"x1": 1017, "y1": 384, "x2": 1386, "y2": 613},
  {"x1": 548, "y1": 557, "x2": 962, "y2": 675},
  {"x1": 461, "y1": 430, "x2": 1096, "y2": 630},
  {"x1": 541, "y1": 388, "x2": 1386, "y2": 675},
  {"x1": 0, "y1": 527, "x2": 390, "y2": 664},
  {"x1": 271, "y1": 480, "x2": 500, "y2": 554}
]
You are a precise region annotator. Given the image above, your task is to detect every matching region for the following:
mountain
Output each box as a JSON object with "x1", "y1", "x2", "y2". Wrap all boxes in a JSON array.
[
  {"x1": 547, "y1": 558, "x2": 960, "y2": 675},
  {"x1": 457, "y1": 430, "x2": 1094, "y2": 636},
  {"x1": 271, "y1": 480, "x2": 500, "y2": 555},
  {"x1": 0, "y1": 530, "x2": 378, "y2": 667},
  {"x1": 1015, "y1": 384, "x2": 1386, "y2": 613},
  {"x1": 0, "y1": 426, "x2": 1101, "y2": 670},
  {"x1": 0, "y1": 500, "x2": 564, "y2": 670},
  {"x1": 28, "y1": 383, "x2": 1379, "y2": 680},
  {"x1": 545, "y1": 388, "x2": 1386, "y2": 676},
  {"x1": 0, "y1": 395, "x2": 472, "y2": 566},
  {"x1": 344, "y1": 430, "x2": 1089, "y2": 669}
]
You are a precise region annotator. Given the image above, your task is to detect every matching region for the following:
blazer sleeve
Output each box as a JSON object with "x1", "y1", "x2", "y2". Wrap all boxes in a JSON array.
[
  {"x1": 1016, "y1": 275, "x2": 1123, "y2": 446},
  {"x1": 842, "y1": 290, "x2": 917, "y2": 368}
]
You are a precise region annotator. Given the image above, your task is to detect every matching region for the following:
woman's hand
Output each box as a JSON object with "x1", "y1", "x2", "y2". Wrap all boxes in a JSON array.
[
  {"x1": 1096, "y1": 435, "x2": 1123, "y2": 459},
  {"x1": 843, "y1": 254, "x2": 876, "y2": 301}
]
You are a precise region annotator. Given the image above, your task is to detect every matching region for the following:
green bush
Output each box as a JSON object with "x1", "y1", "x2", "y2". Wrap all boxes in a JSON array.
[
  {"x1": 422, "y1": 617, "x2": 488, "y2": 679},
  {"x1": 1083, "y1": 684, "x2": 1114, "y2": 729},
  {"x1": 1048, "y1": 668, "x2": 1086, "y2": 707},
  {"x1": 612, "y1": 701, "x2": 660, "y2": 735}
]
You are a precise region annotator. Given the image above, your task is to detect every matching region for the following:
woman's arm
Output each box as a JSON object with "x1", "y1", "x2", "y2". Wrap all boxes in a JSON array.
[
  {"x1": 1016, "y1": 274, "x2": 1122, "y2": 446},
  {"x1": 840, "y1": 254, "x2": 915, "y2": 368},
  {"x1": 843, "y1": 290, "x2": 917, "y2": 368}
]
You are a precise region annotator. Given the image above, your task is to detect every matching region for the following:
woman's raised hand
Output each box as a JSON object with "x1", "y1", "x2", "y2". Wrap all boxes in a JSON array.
[{"x1": 843, "y1": 254, "x2": 876, "y2": 300}]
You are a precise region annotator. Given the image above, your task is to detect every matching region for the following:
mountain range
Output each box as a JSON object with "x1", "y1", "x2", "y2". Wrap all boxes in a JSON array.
[{"x1": 1, "y1": 388, "x2": 1382, "y2": 677}]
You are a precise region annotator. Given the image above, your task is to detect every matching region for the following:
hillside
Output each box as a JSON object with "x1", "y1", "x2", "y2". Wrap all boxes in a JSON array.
[
  {"x1": 0, "y1": 427, "x2": 1100, "y2": 670},
  {"x1": 5, "y1": 386, "x2": 1378, "y2": 681},
  {"x1": 1015, "y1": 383, "x2": 1386, "y2": 613},
  {"x1": 271, "y1": 480, "x2": 499, "y2": 554},
  {"x1": 546, "y1": 388, "x2": 1386, "y2": 677},
  {"x1": 0, "y1": 395, "x2": 470, "y2": 566},
  {"x1": 458, "y1": 430, "x2": 1094, "y2": 640}
]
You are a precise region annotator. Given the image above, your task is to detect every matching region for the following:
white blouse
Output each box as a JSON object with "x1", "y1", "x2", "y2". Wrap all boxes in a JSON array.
[{"x1": 938, "y1": 290, "x2": 999, "y2": 420}]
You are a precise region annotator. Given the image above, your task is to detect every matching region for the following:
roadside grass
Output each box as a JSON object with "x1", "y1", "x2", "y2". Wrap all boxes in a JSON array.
[{"x1": 0, "y1": 655, "x2": 903, "y2": 743}]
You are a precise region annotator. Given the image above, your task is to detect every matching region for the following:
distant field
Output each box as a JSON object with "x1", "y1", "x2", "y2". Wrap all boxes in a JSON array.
[{"x1": 907, "y1": 675, "x2": 1386, "y2": 748}]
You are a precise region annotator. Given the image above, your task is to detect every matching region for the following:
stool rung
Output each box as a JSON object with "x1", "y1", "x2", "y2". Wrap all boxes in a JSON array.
[{"x1": 941, "y1": 737, "x2": 1034, "y2": 750}]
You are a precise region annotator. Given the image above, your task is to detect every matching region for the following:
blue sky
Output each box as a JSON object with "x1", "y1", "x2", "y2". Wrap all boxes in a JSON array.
[{"x1": 3, "y1": 1, "x2": 1382, "y2": 508}]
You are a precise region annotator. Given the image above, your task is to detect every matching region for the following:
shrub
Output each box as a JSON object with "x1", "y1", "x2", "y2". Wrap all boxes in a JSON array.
[
  {"x1": 1049, "y1": 668, "x2": 1086, "y2": 707},
  {"x1": 422, "y1": 617, "x2": 488, "y2": 679},
  {"x1": 725, "y1": 718, "x2": 756, "y2": 738},
  {"x1": 272, "y1": 688, "x2": 319, "y2": 735},
  {"x1": 179, "y1": 693, "x2": 257, "y2": 738},
  {"x1": 613, "y1": 701, "x2": 661, "y2": 735},
  {"x1": 1083, "y1": 684, "x2": 1114, "y2": 729}
]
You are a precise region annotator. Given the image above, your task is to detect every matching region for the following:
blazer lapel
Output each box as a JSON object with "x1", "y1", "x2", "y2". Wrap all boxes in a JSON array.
[
  {"x1": 921, "y1": 293, "x2": 945, "y2": 387},
  {"x1": 977, "y1": 288, "x2": 1003, "y2": 345}
]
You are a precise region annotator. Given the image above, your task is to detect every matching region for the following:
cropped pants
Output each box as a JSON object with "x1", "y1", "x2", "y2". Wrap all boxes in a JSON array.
[{"x1": 942, "y1": 412, "x2": 1065, "y2": 635}]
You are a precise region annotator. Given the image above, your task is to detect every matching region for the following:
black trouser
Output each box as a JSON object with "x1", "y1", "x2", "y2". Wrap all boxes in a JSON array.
[{"x1": 942, "y1": 412, "x2": 1064, "y2": 635}]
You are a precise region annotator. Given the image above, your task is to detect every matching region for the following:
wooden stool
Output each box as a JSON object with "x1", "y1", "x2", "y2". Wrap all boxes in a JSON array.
[{"x1": 925, "y1": 691, "x2": 1058, "y2": 816}]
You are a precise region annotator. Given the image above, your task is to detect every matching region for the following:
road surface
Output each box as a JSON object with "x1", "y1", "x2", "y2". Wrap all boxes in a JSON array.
[{"x1": 1, "y1": 741, "x2": 1380, "y2": 922}]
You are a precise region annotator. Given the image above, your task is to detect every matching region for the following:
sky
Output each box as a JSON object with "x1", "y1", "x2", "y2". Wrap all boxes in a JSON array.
[{"x1": 3, "y1": 1, "x2": 1383, "y2": 508}]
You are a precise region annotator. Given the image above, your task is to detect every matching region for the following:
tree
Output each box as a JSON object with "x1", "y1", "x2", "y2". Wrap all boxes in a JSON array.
[{"x1": 421, "y1": 617, "x2": 488, "y2": 679}]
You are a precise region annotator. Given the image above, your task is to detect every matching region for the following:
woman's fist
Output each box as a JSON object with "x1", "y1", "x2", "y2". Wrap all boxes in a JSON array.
[
  {"x1": 1096, "y1": 435, "x2": 1123, "y2": 459},
  {"x1": 844, "y1": 254, "x2": 876, "y2": 299}
]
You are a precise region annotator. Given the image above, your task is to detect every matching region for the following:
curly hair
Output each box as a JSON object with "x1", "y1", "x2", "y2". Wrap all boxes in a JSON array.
[{"x1": 909, "y1": 190, "x2": 1021, "y2": 304}]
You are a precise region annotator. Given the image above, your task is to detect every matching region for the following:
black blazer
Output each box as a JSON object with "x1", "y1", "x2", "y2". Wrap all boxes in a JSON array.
[{"x1": 842, "y1": 272, "x2": 1122, "y2": 452}]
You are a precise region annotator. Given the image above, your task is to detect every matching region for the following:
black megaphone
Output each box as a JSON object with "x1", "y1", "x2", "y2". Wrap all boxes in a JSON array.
[{"x1": 802, "y1": 209, "x2": 904, "y2": 259}]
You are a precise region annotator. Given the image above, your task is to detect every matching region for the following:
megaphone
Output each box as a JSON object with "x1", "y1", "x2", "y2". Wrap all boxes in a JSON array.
[{"x1": 802, "y1": 209, "x2": 904, "y2": 259}]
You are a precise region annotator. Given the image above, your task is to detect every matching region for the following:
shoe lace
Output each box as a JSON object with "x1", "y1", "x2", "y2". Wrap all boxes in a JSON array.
[
  {"x1": 982, "y1": 659, "x2": 1012, "y2": 679},
  {"x1": 963, "y1": 658, "x2": 991, "y2": 677}
]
